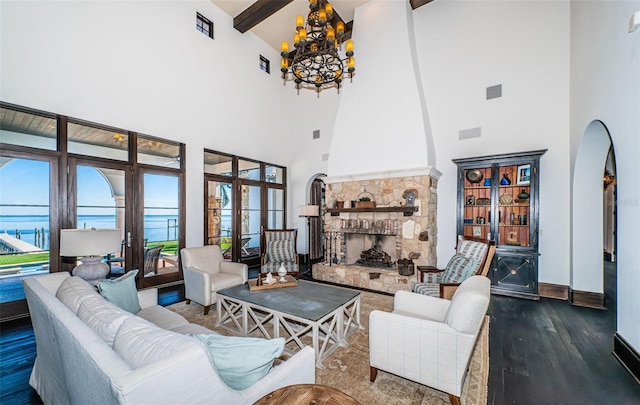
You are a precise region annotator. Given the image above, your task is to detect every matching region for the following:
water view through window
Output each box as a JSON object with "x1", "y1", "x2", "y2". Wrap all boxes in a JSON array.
[{"x1": 0, "y1": 158, "x2": 51, "y2": 303}]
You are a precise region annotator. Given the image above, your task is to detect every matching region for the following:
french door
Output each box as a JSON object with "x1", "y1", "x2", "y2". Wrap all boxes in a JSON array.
[
  {"x1": 204, "y1": 179, "x2": 285, "y2": 267},
  {"x1": 137, "y1": 168, "x2": 184, "y2": 288},
  {"x1": 0, "y1": 152, "x2": 58, "y2": 320},
  {"x1": 204, "y1": 151, "x2": 287, "y2": 267},
  {"x1": 71, "y1": 159, "x2": 133, "y2": 275}
]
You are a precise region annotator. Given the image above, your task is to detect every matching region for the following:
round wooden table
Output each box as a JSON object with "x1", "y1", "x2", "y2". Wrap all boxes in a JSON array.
[{"x1": 254, "y1": 384, "x2": 360, "y2": 405}]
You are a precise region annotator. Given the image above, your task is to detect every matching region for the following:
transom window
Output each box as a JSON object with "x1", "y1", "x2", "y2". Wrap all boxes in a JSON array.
[{"x1": 196, "y1": 13, "x2": 213, "y2": 39}]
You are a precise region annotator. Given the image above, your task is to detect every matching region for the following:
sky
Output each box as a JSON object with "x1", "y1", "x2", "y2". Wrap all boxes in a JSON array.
[{"x1": 0, "y1": 158, "x2": 178, "y2": 216}]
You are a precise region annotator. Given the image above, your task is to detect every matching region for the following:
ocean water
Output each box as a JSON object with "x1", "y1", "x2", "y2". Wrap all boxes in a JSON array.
[{"x1": 0, "y1": 215, "x2": 186, "y2": 250}]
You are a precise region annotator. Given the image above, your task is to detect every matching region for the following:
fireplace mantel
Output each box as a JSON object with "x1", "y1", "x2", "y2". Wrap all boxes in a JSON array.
[{"x1": 326, "y1": 206, "x2": 418, "y2": 216}]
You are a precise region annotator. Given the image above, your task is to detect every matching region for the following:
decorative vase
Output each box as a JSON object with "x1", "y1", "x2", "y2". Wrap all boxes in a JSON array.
[
  {"x1": 336, "y1": 201, "x2": 345, "y2": 209},
  {"x1": 278, "y1": 262, "x2": 287, "y2": 282},
  {"x1": 484, "y1": 178, "x2": 491, "y2": 186},
  {"x1": 500, "y1": 173, "x2": 512, "y2": 185},
  {"x1": 518, "y1": 189, "x2": 530, "y2": 200}
]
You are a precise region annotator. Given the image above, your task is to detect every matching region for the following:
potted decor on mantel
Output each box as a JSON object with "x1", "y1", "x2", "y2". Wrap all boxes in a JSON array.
[{"x1": 356, "y1": 192, "x2": 376, "y2": 208}]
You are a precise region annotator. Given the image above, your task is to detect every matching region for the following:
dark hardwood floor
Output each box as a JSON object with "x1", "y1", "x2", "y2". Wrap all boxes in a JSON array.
[
  {"x1": 487, "y1": 261, "x2": 640, "y2": 404},
  {"x1": 1, "y1": 262, "x2": 639, "y2": 404}
]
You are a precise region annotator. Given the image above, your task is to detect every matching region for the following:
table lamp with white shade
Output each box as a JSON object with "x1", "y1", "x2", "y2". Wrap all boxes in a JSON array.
[{"x1": 59, "y1": 228, "x2": 122, "y2": 284}]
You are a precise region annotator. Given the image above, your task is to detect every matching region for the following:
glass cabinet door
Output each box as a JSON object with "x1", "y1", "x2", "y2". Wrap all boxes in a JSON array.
[
  {"x1": 462, "y1": 166, "x2": 493, "y2": 240},
  {"x1": 495, "y1": 163, "x2": 532, "y2": 248}
]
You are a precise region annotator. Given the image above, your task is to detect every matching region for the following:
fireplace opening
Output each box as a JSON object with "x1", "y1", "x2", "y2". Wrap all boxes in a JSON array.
[{"x1": 345, "y1": 233, "x2": 396, "y2": 268}]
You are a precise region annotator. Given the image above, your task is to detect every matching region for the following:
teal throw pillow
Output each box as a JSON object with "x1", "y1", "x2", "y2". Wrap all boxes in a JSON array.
[
  {"x1": 96, "y1": 270, "x2": 141, "y2": 314},
  {"x1": 441, "y1": 254, "x2": 478, "y2": 284},
  {"x1": 189, "y1": 334, "x2": 284, "y2": 390}
]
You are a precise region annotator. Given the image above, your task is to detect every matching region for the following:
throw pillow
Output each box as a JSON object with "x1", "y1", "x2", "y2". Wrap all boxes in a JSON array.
[
  {"x1": 189, "y1": 334, "x2": 284, "y2": 390},
  {"x1": 96, "y1": 270, "x2": 141, "y2": 313},
  {"x1": 440, "y1": 254, "x2": 478, "y2": 284}
]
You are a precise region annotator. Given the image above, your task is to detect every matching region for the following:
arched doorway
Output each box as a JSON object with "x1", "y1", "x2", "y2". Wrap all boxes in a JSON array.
[
  {"x1": 303, "y1": 173, "x2": 326, "y2": 275},
  {"x1": 571, "y1": 120, "x2": 616, "y2": 308}
]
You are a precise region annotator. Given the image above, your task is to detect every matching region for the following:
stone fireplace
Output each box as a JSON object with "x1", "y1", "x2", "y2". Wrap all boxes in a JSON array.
[{"x1": 312, "y1": 168, "x2": 441, "y2": 294}]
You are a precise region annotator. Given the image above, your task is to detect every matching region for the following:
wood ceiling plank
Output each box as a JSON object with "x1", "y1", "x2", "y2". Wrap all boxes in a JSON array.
[
  {"x1": 409, "y1": 0, "x2": 434, "y2": 10},
  {"x1": 233, "y1": 0, "x2": 294, "y2": 33}
]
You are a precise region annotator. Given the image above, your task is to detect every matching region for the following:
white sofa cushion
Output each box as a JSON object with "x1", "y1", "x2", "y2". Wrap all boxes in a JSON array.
[
  {"x1": 56, "y1": 276, "x2": 101, "y2": 314},
  {"x1": 137, "y1": 305, "x2": 189, "y2": 330},
  {"x1": 77, "y1": 295, "x2": 133, "y2": 347},
  {"x1": 113, "y1": 317, "x2": 201, "y2": 369},
  {"x1": 171, "y1": 323, "x2": 216, "y2": 335}
]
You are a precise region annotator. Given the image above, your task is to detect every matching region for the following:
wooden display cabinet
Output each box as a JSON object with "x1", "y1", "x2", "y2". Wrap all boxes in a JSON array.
[{"x1": 453, "y1": 150, "x2": 547, "y2": 300}]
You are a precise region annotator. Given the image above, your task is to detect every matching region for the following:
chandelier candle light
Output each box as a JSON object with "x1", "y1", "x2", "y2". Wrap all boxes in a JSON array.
[{"x1": 281, "y1": 0, "x2": 355, "y2": 96}]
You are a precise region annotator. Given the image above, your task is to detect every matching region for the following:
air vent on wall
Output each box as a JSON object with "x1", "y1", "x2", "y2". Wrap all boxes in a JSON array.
[
  {"x1": 486, "y1": 84, "x2": 502, "y2": 100},
  {"x1": 459, "y1": 127, "x2": 482, "y2": 140},
  {"x1": 313, "y1": 130, "x2": 320, "y2": 139}
]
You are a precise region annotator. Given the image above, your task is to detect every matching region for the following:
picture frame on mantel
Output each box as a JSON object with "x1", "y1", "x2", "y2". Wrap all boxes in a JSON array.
[{"x1": 517, "y1": 164, "x2": 531, "y2": 185}]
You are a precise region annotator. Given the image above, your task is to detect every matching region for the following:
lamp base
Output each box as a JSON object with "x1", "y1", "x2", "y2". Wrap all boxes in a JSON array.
[{"x1": 72, "y1": 256, "x2": 110, "y2": 285}]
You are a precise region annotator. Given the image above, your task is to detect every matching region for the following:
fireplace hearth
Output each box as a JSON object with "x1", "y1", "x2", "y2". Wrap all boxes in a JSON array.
[{"x1": 315, "y1": 168, "x2": 440, "y2": 293}]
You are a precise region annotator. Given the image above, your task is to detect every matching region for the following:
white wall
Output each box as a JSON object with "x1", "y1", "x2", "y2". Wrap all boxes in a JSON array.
[
  {"x1": 413, "y1": 1, "x2": 571, "y2": 285},
  {"x1": 328, "y1": 0, "x2": 432, "y2": 177},
  {"x1": 570, "y1": 0, "x2": 640, "y2": 352},
  {"x1": 0, "y1": 0, "x2": 297, "y2": 247}
]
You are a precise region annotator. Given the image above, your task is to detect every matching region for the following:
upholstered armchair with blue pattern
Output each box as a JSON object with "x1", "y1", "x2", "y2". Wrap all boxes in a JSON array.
[
  {"x1": 412, "y1": 236, "x2": 495, "y2": 299},
  {"x1": 261, "y1": 229, "x2": 299, "y2": 279}
]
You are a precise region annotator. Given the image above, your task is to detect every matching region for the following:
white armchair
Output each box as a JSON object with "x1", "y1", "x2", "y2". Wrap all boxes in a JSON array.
[
  {"x1": 369, "y1": 275, "x2": 490, "y2": 405},
  {"x1": 180, "y1": 245, "x2": 248, "y2": 315}
]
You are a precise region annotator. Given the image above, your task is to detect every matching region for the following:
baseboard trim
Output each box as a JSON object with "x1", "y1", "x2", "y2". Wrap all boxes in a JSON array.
[
  {"x1": 539, "y1": 282, "x2": 569, "y2": 300},
  {"x1": 613, "y1": 333, "x2": 640, "y2": 385},
  {"x1": 569, "y1": 288, "x2": 605, "y2": 309}
]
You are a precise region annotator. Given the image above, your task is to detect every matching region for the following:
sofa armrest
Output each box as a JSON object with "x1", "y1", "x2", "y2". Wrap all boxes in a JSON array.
[
  {"x1": 220, "y1": 261, "x2": 248, "y2": 284},
  {"x1": 394, "y1": 290, "x2": 450, "y2": 322},
  {"x1": 183, "y1": 266, "x2": 212, "y2": 305},
  {"x1": 417, "y1": 266, "x2": 443, "y2": 283},
  {"x1": 137, "y1": 288, "x2": 158, "y2": 310},
  {"x1": 439, "y1": 283, "x2": 461, "y2": 300}
]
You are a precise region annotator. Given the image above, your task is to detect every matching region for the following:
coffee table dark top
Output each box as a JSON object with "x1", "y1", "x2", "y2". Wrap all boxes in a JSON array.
[{"x1": 218, "y1": 280, "x2": 360, "y2": 322}]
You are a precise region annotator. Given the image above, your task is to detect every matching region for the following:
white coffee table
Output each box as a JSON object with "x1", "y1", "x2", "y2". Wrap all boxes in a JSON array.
[{"x1": 217, "y1": 280, "x2": 362, "y2": 368}]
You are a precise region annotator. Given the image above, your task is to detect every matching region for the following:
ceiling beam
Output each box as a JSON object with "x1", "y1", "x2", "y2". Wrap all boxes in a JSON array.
[
  {"x1": 233, "y1": 0, "x2": 293, "y2": 33},
  {"x1": 409, "y1": 0, "x2": 434, "y2": 10}
]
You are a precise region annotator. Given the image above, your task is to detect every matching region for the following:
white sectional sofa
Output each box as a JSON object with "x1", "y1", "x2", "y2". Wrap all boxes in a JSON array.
[{"x1": 23, "y1": 272, "x2": 315, "y2": 405}]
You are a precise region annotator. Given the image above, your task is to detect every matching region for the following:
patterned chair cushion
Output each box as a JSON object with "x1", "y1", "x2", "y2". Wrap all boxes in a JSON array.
[
  {"x1": 458, "y1": 240, "x2": 488, "y2": 265},
  {"x1": 267, "y1": 240, "x2": 295, "y2": 263},
  {"x1": 411, "y1": 281, "x2": 441, "y2": 296},
  {"x1": 440, "y1": 253, "x2": 479, "y2": 284}
]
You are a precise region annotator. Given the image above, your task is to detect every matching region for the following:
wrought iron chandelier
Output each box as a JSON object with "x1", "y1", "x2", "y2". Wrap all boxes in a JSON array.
[{"x1": 280, "y1": 0, "x2": 355, "y2": 96}]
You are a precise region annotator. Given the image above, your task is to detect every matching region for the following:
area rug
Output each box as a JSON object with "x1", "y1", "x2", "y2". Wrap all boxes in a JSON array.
[{"x1": 167, "y1": 291, "x2": 489, "y2": 405}]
